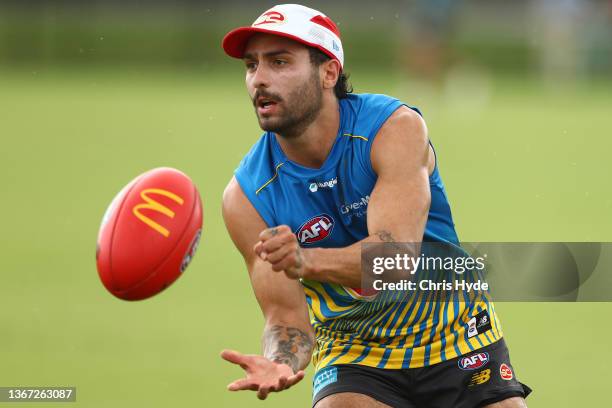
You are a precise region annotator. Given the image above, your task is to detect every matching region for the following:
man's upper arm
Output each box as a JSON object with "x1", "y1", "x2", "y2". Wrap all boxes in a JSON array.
[
  {"x1": 367, "y1": 106, "x2": 432, "y2": 242},
  {"x1": 222, "y1": 177, "x2": 311, "y2": 327}
]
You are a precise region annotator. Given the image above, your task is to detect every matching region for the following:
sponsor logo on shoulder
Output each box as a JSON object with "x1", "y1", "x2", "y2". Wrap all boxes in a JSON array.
[
  {"x1": 296, "y1": 214, "x2": 334, "y2": 244},
  {"x1": 467, "y1": 309, "x2": 492, "y2": 338},
  {"x1": 468, "y1": 368, "x2": 491, "y2": 387},
  {"x1": 500, "y1": 363, "x2": 514, "y2": 380},
  {"x1": 458, "y1": 352, "x2": 489, "y2": 370}
]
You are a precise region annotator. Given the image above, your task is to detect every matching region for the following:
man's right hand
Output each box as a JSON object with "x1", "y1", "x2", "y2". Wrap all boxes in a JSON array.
[
  {"x1": 254, "y1": 225, "x2": 309, "y2": 280},
  {"x1": 221, "y1": 349, "x2": 305, "y2": 400}
]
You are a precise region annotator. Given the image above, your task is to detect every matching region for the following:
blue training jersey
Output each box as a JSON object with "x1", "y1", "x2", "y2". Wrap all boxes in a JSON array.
[{"x1": 234, "y1": 93, "x2": 502, "y2": 370}]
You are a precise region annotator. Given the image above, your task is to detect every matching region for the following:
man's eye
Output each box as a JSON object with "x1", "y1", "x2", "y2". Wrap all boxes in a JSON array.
[
  {"x1": 245, "y1": 62, "x2": 257, "y2": 70},
  {"x1": 273, "y1": 59, "x2": 287, "y2": 66}
]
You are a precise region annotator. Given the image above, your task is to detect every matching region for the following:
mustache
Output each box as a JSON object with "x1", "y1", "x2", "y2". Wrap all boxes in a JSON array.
[{"x1": 252, "y1": 90, "x2": 283, "y2": 106}]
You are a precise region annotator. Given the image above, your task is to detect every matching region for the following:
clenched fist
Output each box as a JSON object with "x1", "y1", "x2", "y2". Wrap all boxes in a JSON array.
[{"x1": 254, "y1": 225, "x2": 308, "y2": 279}]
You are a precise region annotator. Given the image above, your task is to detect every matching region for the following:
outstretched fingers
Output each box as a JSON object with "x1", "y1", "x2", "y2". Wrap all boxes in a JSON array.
[
  {"x1": 220, "y1": 349, "x2": 252, "y2": 369},
  {"x1": 285, "y1": 370, "x2": 305, "y2": 388},
  {"x1": 221, "y1": 350, "x2": 304, "y2": 399},
  {"x1": 257, "y1": 385, "x2": 271, "y2": 400},
  {"x1": 227, "y1": 378, "x2": 258, "y2": 392},
  {"x1": 257, "y1": 370, "x2": 305, "y2": 400}
]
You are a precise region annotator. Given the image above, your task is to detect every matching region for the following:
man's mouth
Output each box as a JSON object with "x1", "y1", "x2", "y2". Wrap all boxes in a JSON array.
[{"x1": 256, "y1": 97, "x2": 279, "y2": 115}]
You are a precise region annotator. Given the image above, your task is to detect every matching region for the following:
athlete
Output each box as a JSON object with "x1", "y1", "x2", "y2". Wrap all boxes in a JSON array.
[{"x1": 220, "y1": 4, "x2": 531, "y2": 407}]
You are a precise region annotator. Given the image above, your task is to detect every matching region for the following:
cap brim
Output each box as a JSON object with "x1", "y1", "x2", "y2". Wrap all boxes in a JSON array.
[
  {"x1": 222, "y1": 27, "x2": 263, "y2": 59},
  {"x1": 222, "y1": 26, "x2": 341, "y2": 67}
]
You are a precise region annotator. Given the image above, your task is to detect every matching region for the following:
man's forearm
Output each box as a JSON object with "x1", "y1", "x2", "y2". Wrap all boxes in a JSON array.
[
  {"x1": 262, "y1": 324, "x2": 314, "y2": 373},
  {"x1": 303, "y1": 245, "x2": 361, "y2": 287},
  {"x1": 302, "y1": 230, "x2": 404, "y2": 287}
]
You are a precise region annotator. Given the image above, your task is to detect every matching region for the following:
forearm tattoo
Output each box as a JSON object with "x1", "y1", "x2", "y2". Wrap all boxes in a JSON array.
[
  {"x1": 376, "y1": 229, "x2": 407, "y2": 252},
  {"x1": 376, "y1": 230, "x2": 396, "y2": 242},
  {"x1": 263, "y1": 325, "x2": 314, "y2": 373}
]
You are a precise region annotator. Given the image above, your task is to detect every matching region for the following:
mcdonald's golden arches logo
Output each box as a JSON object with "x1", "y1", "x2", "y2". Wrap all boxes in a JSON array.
[{"x1": 132, "y1": 188, "x2": 184, "y2": 237}]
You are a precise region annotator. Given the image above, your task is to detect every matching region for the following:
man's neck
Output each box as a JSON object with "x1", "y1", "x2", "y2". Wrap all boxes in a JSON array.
[{"x1": 275, "y1": 96, "x2": 340, "y2": 169}]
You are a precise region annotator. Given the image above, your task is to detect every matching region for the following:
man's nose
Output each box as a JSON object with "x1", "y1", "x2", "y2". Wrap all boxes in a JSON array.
[{"x1": 251, "y1": 64, "x2": 270, "y2": 89}]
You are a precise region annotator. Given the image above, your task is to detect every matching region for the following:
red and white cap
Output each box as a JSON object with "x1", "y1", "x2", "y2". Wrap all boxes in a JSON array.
[{"x1": 222, "y1": 4, "x2": 344, "y2": 69}]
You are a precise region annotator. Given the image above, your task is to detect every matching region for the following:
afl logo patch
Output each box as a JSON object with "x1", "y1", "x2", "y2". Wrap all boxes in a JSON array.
[
  {"x1": 458, "y1": 352, "x2": 489, "y2": 370},
  {"x1": 296, "y1": 214, "x2": 334, "y2": 245}
]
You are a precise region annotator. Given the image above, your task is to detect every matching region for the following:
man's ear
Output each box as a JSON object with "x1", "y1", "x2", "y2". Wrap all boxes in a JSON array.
[{"x1": 321, "y1": 59, "x2": 341, "y2": 90}]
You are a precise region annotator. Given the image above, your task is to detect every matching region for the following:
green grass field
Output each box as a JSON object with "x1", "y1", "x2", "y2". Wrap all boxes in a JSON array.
[{"x1": 1, "y1": 67, "x2": 611, "y2": 407}]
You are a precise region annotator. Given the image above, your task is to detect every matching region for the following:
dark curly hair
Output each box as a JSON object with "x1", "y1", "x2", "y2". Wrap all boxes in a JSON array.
[{"x1": 308, "y1": 48, "x2": 352, "y2": 99}]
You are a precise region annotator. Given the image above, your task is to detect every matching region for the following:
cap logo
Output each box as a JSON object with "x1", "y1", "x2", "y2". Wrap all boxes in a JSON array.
[{"x1": 253, "y1": 11, "x2": 285, "y2": 26}]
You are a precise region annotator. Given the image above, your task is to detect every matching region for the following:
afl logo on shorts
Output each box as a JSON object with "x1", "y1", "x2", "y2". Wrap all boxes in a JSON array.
[
  {"x1": 458, "y1": 352, "x2": 489, "y2": 370},
  {"x1": 296, "y1": 214, "x2": 334, "y2": 245}
]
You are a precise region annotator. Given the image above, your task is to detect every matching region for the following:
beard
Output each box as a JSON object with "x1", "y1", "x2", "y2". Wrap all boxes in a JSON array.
[{"x1": 253, "y1": 69, "x2": 323, "y2": 139}]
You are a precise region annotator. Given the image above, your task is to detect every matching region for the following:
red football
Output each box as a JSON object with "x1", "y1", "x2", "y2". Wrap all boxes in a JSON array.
[{"x1": 96, "y1": 167, "x2": 203, "y2": 300}]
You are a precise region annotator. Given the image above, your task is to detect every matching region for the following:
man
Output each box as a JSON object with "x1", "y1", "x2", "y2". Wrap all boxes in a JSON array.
[{"x1": 220, "y1": 4, "x2": 531, "y2": 407}]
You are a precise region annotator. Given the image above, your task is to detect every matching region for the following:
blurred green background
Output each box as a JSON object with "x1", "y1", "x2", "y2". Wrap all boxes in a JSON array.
[{"x1": 1, "y1": 0, "x2": 611, "y2": 407}]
